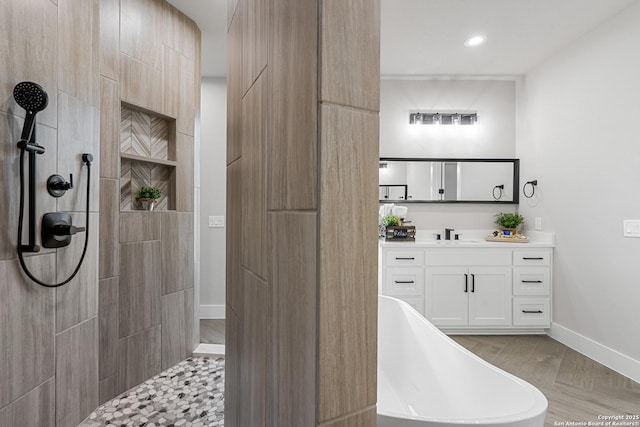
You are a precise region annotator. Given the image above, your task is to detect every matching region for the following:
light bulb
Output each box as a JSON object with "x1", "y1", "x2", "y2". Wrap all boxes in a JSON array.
[{"x1": 464, "y1": 35, "x2": 487, "y2": 47}]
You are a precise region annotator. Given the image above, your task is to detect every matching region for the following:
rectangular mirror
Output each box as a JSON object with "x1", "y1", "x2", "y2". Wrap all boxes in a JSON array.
[{"x1": 379, "y1": 158, "x2": 519, "y2": 204}]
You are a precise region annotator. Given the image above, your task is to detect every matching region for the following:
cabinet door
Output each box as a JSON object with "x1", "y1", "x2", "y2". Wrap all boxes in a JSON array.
[
  {"x1": 425, "y1": 267, "x2": 469, "y2": 326},
  {"x1": 468, "y1": 267, "x2": 512, "y2": 326}
]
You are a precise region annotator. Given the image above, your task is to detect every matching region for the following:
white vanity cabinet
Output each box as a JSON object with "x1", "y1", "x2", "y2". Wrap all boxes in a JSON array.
[
  {"x1": 512, "y1": 250, "x2": 552, "y2": 327},
  {"x1": 425, "y1": 251, "x2": 512, "y2": 328},
  {"x1": 426, "y1": 266, "x2": 513, "y2": 327},
  {"x1": 381, "y1": 248, "x2": 425, "y2": 314},
  {"x1": 380, "y1": 241, "x2": 553, "y2": 333}
]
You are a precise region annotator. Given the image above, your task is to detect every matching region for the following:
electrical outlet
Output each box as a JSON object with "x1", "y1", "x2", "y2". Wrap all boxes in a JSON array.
[
  {"x1": 534, "y1": 217, "x2": 542, "y2": 231},
  {"x1": 209, "y1": 216, "x2": 225, "y2": 228},
  {"x1": 623, "y1": 220, "x2": 640, "y2": 238}
]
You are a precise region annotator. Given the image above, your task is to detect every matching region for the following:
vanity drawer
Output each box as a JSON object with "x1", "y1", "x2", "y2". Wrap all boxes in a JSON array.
[
  {"x1": 513, "y1": 268, "x2": 550, "y2": 296},
  {"x1": 425, "y1": 250, "x2": 511, "y2": 266},
  {"x1": 384, "y1": 268, "x2": 424, "y2": 296},
  {"x1": 384, "y1": 249, "x2": 424, "y2": 266},
  {"x1": 513, "y1": 251, "x2": 551, "y2": 266},
  {"x1": 513, "y1": 297, "x2": 550, "y2": 326}
]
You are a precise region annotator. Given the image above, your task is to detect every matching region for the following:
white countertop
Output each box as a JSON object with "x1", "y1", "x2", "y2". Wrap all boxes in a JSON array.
[{"x1": 379, "y1": 229, "x2": 555, "y2": 248}]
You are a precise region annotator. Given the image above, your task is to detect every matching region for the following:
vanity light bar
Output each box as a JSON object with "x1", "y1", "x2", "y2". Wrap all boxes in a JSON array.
[{"x1": 409, "y1": 112, "x2": 478, "y2": 125}]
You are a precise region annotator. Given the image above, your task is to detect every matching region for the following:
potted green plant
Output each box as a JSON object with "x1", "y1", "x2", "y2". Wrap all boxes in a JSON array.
[
  {"x1": 382, "y1": 214, "x2": 400, "y2": 228},
  {"x1": 495, "y1": 212, "x2": 524, "y2": 235},
  {"x1": 135, "y1": 186, "x2": 162, "y2": 211}
]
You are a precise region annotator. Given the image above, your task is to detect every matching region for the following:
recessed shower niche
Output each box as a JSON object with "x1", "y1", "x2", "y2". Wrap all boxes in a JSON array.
[{"x1": 120, "y1": 103, "x2": 177, "y2": 211}]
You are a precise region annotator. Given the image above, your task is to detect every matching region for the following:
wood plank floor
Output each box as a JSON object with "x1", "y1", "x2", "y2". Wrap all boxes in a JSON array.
[
  {"x1": 200, "y1": 321, "x2": 639, "y2": 423},
  {"x1": 451, "y1": 335, "x2": 640, "y2": 425},
  {"x1": 200, "y1": 319, "x2": 226, "y2": 345}
]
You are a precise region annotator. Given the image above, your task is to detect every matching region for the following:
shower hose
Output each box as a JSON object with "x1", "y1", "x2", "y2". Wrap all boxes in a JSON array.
[{"x1": 16, "y1": 149, "x2": 92, "y2": 288}]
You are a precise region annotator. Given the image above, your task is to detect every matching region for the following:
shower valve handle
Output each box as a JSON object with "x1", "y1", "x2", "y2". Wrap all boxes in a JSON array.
[
  {"x1": 55, "y1": 174, "x2": 73, "y2": 190},
  {"x1": 47, "y1": 173, "x2": 73, "y2": 197},
  {"x1": 42, "y1": 212, "x2": 85, "y2": 249},
  {"x1": 53, "y1": 224, "x2": 85, "y2": 236}
]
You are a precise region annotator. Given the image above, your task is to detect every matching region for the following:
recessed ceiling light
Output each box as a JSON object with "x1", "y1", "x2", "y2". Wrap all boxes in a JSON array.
[{"x1": 464, "y1": 35, "x2": 487, "y2": 47}]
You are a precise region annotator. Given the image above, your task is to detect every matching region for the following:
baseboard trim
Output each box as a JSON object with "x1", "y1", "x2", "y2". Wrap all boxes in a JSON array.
[
  {"x1": 200, "y1": 304, "x2": 225, "y2": 319},
  {"x1": 549, "y1": 322, "x2": 640, "y2": 383},
  {"x1": 193, "y1": 343, "x2": 225, "y2": 357}
]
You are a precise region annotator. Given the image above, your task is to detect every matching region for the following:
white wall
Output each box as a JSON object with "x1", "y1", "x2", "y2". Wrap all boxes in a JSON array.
[
  {"x1": 199, "y1": 77, "x2": 227, "y2": 318},
  {"x1": 380, "y1": 79, "x2": 519, "y2": 229},
  {"x1": 380, "y1": 79, "x2": 517, "y2": 158},
  {"x1": 517, "y1": 2, "x2": 640, "y2": 375}
]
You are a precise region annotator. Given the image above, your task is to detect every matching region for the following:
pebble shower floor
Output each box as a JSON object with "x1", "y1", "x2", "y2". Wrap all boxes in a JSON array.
[{"x1": 80, "y1": 357, "x2": 225, "y2": 427}]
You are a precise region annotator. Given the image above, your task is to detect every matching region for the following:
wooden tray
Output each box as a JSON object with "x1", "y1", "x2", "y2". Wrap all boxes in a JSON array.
[
  {"x1": 485, "y1": 236, "x2": 529, "y2": 243},
  {"x1": 385, "y1": 226, "x2": 416, "y2": 241}
]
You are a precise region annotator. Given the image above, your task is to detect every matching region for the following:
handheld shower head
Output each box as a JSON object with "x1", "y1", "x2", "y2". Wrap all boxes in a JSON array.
[
  {"x1": 13, "y1": 81, "x2": 49, "y2": 144},
  {"x1": 14, "y1": 81, "x2": 48, "y2": 112}
]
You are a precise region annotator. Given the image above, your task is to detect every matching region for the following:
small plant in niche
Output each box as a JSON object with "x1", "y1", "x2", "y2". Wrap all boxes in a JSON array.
[
  {"x1": 495, "y1": 212, "x2": 524, "y2": 235},
  {"x1": 136, "y1": 186, "x2": 162, "y2": 201},
  {"x1": 135, "y1": 186, "x2": 162, "y2": 211}
]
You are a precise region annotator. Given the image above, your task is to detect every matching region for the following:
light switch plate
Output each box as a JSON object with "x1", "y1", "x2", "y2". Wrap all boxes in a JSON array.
[
  {"x1": 623, "y1": 220, "x2": 640, "y2": 238},
  {"x1": 534, "y1": 217, "x2": 542, "y2": 231},
  {"x1": 209, "y1": 216, "x2": 225, "y2": 228}
]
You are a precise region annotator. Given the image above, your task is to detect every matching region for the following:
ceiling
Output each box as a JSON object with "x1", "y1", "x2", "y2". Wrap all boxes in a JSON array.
[
  {"x1": 169, "y1": 0, "x2": 639, "y2": 78},
  {"x1": 167, "y1": 0, "x2": 228, "y2": 78}
]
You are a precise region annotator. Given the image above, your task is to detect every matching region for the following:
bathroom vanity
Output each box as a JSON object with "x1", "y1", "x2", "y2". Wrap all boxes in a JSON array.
[{"x1": 379, "y1": 231, "x2": 554, "y2": 334}]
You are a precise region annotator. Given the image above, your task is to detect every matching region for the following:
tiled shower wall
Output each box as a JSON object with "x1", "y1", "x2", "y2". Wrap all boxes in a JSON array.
[
  {"x1": 120, "y1": 158, "x2": 172, "y2": 211},
  {"x1": 226, "y1": 0, "x2": 380, "y2": 425},
  {"x1": 0, "y1": 1, "x2": 199, "y2": 426},
  {"x1": 120, "y1": 107, "x2": 170, "y2": 160},
  {"x1": 119, "y1": 106, "x2": 173, "y2": 211},
  {"x1": 98, "y1": 0, "x2": 199, "y2": 409}
]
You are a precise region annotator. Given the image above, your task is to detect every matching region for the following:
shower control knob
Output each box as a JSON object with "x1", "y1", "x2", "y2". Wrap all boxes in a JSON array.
[
  {"x1": 53, "y1": 224, "x2": 85, "y2": 236},
  {"x1": 47, "y1": 173, "x2": 73, "y2": 197},
  {"x1": 41, "y1": 212, "x2": 84, "y2": 248}
]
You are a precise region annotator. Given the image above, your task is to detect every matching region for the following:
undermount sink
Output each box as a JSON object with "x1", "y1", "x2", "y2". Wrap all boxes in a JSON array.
[{"x1": 414, "y1": 238, "x2": 485, "y2": 244}]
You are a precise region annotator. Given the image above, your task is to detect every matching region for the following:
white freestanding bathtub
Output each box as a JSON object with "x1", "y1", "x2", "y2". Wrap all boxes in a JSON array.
[{"x1": 378, "y1": 295, "x2": 547, "y2": 427}]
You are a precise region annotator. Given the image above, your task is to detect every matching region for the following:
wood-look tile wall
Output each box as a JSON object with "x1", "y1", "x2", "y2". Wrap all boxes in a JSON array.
[
  {"x1": 226, "y1": 13, "x2": 243, "y2": 164},
  {"x1": 226, "y1": 0, "x2": 379, "y2": 425},
  {"x1": 0, "y1": 0, "x2": 199, "y2": 425},
  {"x1": 318, "y1": 105, "x2": 379, "y2": 423},
  {"x1": 0, "y1": 379, "x2": 55, "y2": 427},
  {"x1": 97, "y1": 0, "x2": 200, "y2": 407},
  {"x1": 1, "y1": 0, "x2": 100, "y2": 426},
  {"x1": 267, "y1": 0, "x2": 318, "y2": 211}
]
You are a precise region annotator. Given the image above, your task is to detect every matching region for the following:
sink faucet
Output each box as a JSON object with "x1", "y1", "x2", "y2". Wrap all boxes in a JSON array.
[{"x1": 445, "y1": 228, "x2": 454, "y2": 240}]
